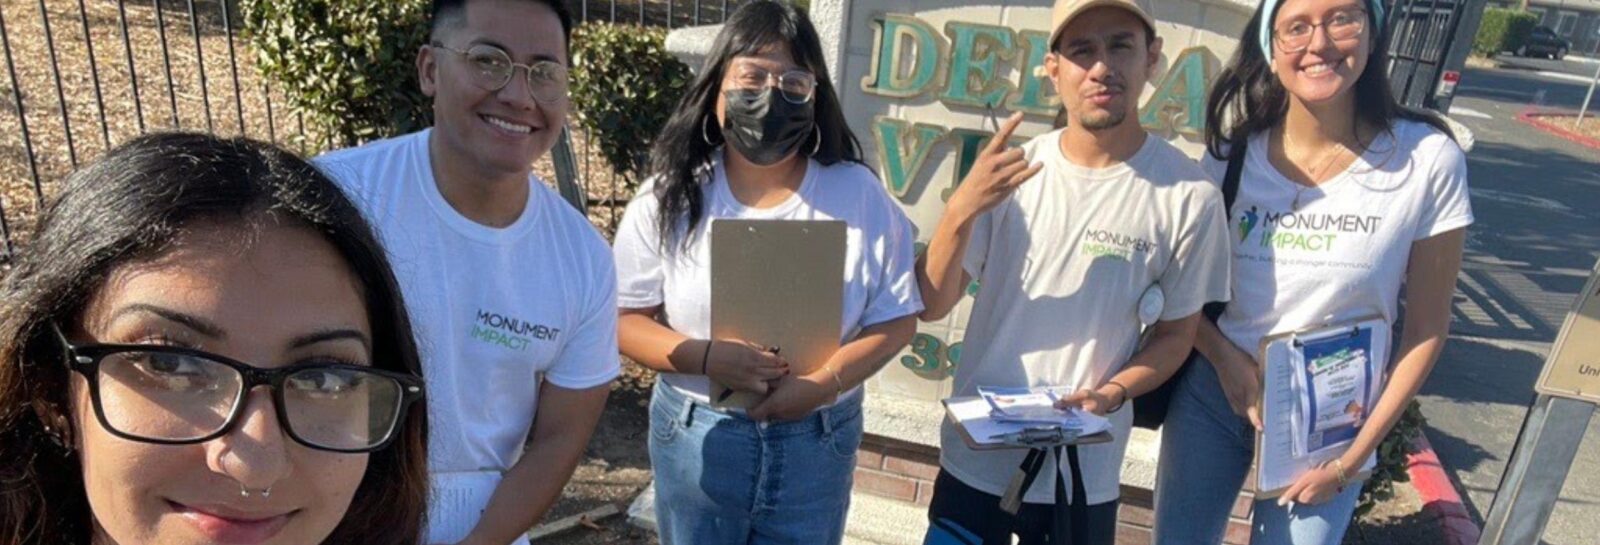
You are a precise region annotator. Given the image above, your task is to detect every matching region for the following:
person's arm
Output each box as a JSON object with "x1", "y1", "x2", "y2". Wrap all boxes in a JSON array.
[
  {"x1": 455, "y1": 382, "x2": 610, "y2": 545},
  {"x1": 1059, "y1": 313, "x2": 1201, "y2": 414},
  {"x1": 749, "y1": 315, "x2": 918, "y2": 421},
  {"x1": 1195, "y1": 318, "x2": 1264, "y2": 429},
  {"x1": 1279, "y1": 228, "x2": 1466, "y2": 506},
  {"x1": 618, "y1": 307, "x2": 696, "y2": 373},
  {"x1": 918, "y1": 112, "x2": 1041, "y2": 321}
]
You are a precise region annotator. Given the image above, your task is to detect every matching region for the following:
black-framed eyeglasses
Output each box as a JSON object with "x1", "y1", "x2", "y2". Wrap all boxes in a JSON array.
[
  {"x1": 52, "y1": 324, "x2": 425, "y2": 453},
  {"x1": 1274, "y1": 8, "x2": 1368, "y2": 54},
  {"x1": 726, "y1": 62, "x2": 816, "y2": 105},
  {"x1": 432, "y1": 42, "x2": 569, "y2": 103}
]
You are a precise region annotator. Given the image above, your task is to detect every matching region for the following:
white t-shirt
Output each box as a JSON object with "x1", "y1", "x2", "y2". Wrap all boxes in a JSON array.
[
  {"x1": 315, "y1": 129, "x2": 620, "y2": 543},
  {"x1": 942, "y1": 130, "x2": 1232, "y2": 505},
  {"x1": 1208, "y1": 119, "x2": 1473, "y2": 364},
  {"x1": 613, "y1": 151, "x2": 924, "y2": 403}
]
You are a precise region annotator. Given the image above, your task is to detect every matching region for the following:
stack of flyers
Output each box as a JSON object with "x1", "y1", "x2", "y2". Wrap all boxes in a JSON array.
[{"x1": 978, "y1": 386, "x2": 1081, "y2": 427}]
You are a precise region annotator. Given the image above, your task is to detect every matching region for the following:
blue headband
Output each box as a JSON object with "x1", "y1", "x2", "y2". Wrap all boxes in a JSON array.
[{"x1": 1257, "y1": 0, "x2": 1385, "y2": 57}]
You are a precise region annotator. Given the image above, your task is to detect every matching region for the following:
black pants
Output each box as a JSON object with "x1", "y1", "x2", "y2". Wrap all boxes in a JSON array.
[{"x1": 925, "y1": 450, "x2": 1119, "y2": 545}]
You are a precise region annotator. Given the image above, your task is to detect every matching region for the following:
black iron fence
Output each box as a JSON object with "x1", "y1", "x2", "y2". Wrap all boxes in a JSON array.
[{"x1": 0, "y1": 0, "x2": 764, "y2": 265}]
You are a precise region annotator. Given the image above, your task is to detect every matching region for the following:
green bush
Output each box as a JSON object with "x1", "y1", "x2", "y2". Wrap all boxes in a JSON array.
[
  {"x1": 568, "y1": 22, "x2": 692, "y2": 185},
  {"x1": 1355, "y1": 400, "x2": 1426, "y2": 517},
  {"x1": 1474, "y1": 8, "x2": 1540, "y2": 57},
  {"x1": 242, "y1": 0, "x2": 432, "y2": 151}
]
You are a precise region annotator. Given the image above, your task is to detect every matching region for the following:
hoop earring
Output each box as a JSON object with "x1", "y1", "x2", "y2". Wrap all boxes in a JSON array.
[
  {"x1": 702, "y1": 115, "x2": 720, "y2": 146},
  {"x1": 808, "y1": 124, "x2": 822, "y2": 156}
]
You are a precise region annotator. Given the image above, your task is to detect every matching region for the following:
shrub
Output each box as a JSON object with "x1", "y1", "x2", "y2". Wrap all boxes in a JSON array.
[
  {"x1": 1355, "y1": 400, "x2": 1426, "y2": 517},
  {"x1": 1474, "y1": 8, "x2": 1540, "y2": 57},
  {"x1": 568, "y1": 22, "x2": 692, "y2": 186},
  {"x1": 241, "y1": 0, "x2": 432, "y2": 151}
]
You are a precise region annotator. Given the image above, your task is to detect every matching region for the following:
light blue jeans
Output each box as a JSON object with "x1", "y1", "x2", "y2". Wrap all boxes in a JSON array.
[
  {"x1": 1153, "y1": 355, "x2": 1361, "y2": 545},
  {"x1": 649, "y1": 378, "x2": 863, "y2": 545}
]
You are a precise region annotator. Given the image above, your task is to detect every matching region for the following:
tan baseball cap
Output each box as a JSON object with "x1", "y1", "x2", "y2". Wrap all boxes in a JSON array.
[{"x1": 1049, "y1": 0, "x2": 1157, "y2": 50}]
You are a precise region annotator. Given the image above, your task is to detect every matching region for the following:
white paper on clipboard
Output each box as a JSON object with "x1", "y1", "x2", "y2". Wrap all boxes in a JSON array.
[
  {"x1": 943, "y1": 396, "x2": 1114, "y2": 449},
  {"x1": 1254, "y1": 317, "x2": 1388, "y2": 497}
]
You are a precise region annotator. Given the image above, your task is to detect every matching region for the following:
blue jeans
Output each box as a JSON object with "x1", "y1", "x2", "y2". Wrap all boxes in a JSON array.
[
  {"x1": 649, "y1": 378, "x2": 863, "y2": 545},
  {"x1": 1153, "y1": 356, "x2": 1361, "y2": 545}
]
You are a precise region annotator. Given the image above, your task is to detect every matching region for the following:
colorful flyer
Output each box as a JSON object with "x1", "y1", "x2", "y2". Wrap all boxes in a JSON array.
[
  {"x1": 1289, "y1": 327, "x2": 1376, "y2": 457},
  {"x1": 1254, "y1": 317, "x2": 1389, "y2": 498}
]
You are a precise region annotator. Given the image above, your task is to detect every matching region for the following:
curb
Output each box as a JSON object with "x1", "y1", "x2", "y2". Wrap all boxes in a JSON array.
[
  {"x1": 1407, "y1": 431, "x2": 1481, "y2": 545},
  {"x1": 1517, "y1": 111, "x2": 1600, "y2": 150}
]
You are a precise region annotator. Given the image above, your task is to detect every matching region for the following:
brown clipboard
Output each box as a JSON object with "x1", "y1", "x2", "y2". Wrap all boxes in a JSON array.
[
  {"x1": 941, "y1": 396, "x2": 1116, "y2": 451},
  {"x1": 1251, "y1": 316, "x2": 1384, "y2": 498},
  {"x1": 709, "y1": 219, "x2": 846, "y2": 409}
]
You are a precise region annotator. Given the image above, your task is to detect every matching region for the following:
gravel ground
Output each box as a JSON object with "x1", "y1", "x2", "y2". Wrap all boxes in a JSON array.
[
  {"x1": 538, "y1": 362, "x2": 660, "y2": 545},
  {"x1": 1560, "y1": 114, "x2": 1600, "y2": 143}
]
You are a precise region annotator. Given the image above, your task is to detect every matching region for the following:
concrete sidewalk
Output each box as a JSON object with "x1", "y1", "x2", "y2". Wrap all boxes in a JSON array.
[{"x1": 844, "y1": 490, "x2": 927, "y2": 545}]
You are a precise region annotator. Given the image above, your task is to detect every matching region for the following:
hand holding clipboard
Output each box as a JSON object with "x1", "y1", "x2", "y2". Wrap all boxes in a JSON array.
[{"x1": 710, "y1": 343, "x2": 786, "y2": 403}]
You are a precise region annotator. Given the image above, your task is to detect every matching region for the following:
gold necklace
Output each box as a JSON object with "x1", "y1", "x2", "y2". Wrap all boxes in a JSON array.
[{"x1": 1282, "y1": 129, "x2": 1357, "y2": 210}]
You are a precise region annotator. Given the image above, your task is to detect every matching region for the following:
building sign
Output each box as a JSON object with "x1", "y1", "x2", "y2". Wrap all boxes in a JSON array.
[
  {"x1": 1535, "y1": 262, "x2": 1600, "y2": 404},
  {"x1": 861, "y1": 16, "x2": 1217, "y2": 209}
]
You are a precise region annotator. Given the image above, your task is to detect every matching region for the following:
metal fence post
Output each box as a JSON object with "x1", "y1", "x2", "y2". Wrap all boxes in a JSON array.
[
  {"x1": 39, "y1": 0, "x2": 80, "y2": 167},
  {"x1": 1576, "y1": 59, "x2": 1599, "y2": 127},
  {"x1": 1478, "y1": 395, "x2": 1597, "y2": 545},
  {"x1": 75, "y1": 0, "x2": 111, "y2": 149},
  {"x1": 553, "y1": 126, "x2": 588, "y2": 215}
]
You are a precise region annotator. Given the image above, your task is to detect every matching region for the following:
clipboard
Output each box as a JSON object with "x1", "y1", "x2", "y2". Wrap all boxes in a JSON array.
[
  {"x1": 1252, "y1": 316, "x2": 1386, "y2": 498},
  {"x1": 709, "y1": 219, "x2": 846, "y2": 409},
  {"x1": 942, "y1": 396, "x2": 1115, "y2": 451}
]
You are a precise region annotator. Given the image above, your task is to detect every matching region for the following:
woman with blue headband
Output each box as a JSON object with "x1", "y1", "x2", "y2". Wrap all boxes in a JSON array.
[{"x1": 1150, "y1": 0, "x2": 1472, "y2": 542}]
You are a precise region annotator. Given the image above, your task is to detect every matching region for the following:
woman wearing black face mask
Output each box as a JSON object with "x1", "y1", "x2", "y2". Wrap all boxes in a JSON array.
[{"x1": 611, "y1": 2, "x2": 922, "y2": 544}]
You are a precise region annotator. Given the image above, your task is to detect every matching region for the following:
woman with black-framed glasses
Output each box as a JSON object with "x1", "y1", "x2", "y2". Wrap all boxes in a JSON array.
[
  {"x1": 0, "y1": 132, "x2": 430, "y2": 545},
  {"x1": 52, "y1": 323, "x2": 424, "y2": 454}
]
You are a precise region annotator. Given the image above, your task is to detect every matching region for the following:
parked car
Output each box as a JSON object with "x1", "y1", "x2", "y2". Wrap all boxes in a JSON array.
[{"x1": 1516, "y1": 25, "x2": 1571, "y2": 59}]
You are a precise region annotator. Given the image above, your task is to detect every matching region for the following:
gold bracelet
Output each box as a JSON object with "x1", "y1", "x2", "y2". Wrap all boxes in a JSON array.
[
  {"x1": 1332, "y1": 459, "x2": 1350, "y2": 487},
  {"x1": 826, "y1": 365, "x2": 845, "y2": 402}
]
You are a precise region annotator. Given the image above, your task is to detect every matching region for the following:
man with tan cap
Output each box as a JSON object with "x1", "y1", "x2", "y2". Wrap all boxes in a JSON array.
[{"x1": 915, "y1": 0, "x2": 1230, "y2": 541}]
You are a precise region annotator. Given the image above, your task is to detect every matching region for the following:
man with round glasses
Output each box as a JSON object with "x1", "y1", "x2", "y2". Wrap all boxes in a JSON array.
[{"x1": 314, "y1": 1, "x2": 620, "y2": 544}]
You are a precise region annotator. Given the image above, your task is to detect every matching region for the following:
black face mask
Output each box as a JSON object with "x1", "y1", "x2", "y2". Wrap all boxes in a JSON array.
[{"x1": 722, "y1": 88, "x2": 815, "y2": 166}]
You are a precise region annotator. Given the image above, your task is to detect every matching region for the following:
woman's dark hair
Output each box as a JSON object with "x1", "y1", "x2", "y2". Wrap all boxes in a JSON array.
[
  {"x1": 0, "y1": 133, "x2": 429, "y2": 545},
  {"x1": 1204, "y1": 4, "x2": 1455, "y2": 160},
  {"x1": 646, "y1": 0, "x2": 864, "y2": 250}
]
